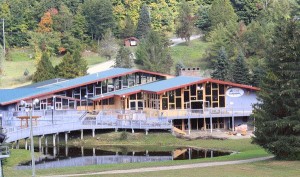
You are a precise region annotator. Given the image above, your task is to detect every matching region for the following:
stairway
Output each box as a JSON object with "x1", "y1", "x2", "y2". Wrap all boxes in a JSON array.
[{"x1": 173, "y1": 126, "x2": 186, "y2": 135}]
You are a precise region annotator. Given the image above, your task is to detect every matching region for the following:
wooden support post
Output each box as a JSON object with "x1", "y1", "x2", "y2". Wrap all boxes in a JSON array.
[
  {"x1": 57, "y1": 133, "x2": 60, "y2": 144},
  {"x1": 188, "y1": 118, "x2": 191, "y2": 135},
  {"x1": 45, "y1": 137, "x2": 48, "y2": 147},
  {"x1": 93, "y1": 148, "x2": 96, "y2": 156},
  {"x1": 81, "y1": 146, "x2": 84, "y2": 156},
  {"x1": 53, "y1": 146, "x2": 57, "y2": 157},
  {"x1": 115, "y1": 128, "x2": 118, "y2": 132},
  {"x1": 25, "y1": 138, "x2": 28, "y2": 150},
  {"x1": 65, "y1": 146, "x2": 68, "y2": 156},
  {"x1": 196, "y1": 119, "x2": 199, "y2": 131},
  {"x1": 145, "y1": 129, "x2": 148, "y2": 135},
  {"x1": 38, "y1": 136, "x2": 42, "y2": 151},
  {"x1": 210, "y1": 116, "x2": 213, "y2": 133},
  {"x1": 53, "y1": 134, "x2": 56, "y2": 147},
  {"x1": 188, "y1": 148, "x2": 191, "y2": 160},
  {"x1": 92, "y1": 129, "x2": 95, "y2": 137},
  {"x1": 217, "y1": 118, "x2": 220, "y2": 129},
  {"x1": 211, "y1": 150, "x2": 213, "y2": 158},
  {"x1": 65, "y1": 132, "x2": 68, "y2": 145},
  {"x1": 16, "y1": 140, "x2": 19, "y2": 149},
  {"x1": 203, "y1": 118, "x2": 206, "y2": 131},
  {"x1": 181, "y1": 119, "x2": 185, "y2": 131},
  {"x1": 81, "y1": 129, "x2": 83, "y2": 139},
  {"x1": 232, "y1": 116, "x2": 235, "y2": 131},
  {"x1": 132, "y1": 129, "x2": 134, "y2": 133}
]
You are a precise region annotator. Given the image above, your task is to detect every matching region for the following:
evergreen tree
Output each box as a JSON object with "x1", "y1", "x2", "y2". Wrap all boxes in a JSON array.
[
  {"x1": 55, "y1": 53, "x2": 79, "y2": 79},
  {"x1": 175, "y1": 0, "x2": 195, "y2": 45},
  {"x1": 114, "y1": 46, "x2": 134, "y2": 68},
  {"x1": 121, "y1": 16, "x2": 135, "y2": 38},
  {"x1": 253, "y1": 19, "x2": 300, "y2": 160},
  {"x1": 135, "y1": 4, "x2": 151, "y2": 39},
  {"x1": 135, "y1": 30, "x2": 173, "y2": 74},
  {"x1": 195, "y1": 5, "x2": 211, "y2": 33},
  {"x1": 250, "y1": 66, "x2": 265, "y2": 87},
  {"x1": 231, "y1": 50, "x2": 250, "y2": 85},
  {"x1": 32, "y1": 52, "x2": 56, "y2": 82},
  {"x1": 211, "y1": 47, "x2": 229, "y2": 80},
  {"x1": 73, "y1": 50, "x2": 88, "y2": 76}
]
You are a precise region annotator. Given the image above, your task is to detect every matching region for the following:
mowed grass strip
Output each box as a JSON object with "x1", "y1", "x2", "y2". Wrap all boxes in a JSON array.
[{"x1": 99, "y1": 160, "x2": 300, "y2": 177}]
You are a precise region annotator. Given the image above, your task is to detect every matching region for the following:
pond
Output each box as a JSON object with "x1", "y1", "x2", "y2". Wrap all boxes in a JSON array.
[{"x1": 16, "y1": 146, "x2": 231, "y2": 169}]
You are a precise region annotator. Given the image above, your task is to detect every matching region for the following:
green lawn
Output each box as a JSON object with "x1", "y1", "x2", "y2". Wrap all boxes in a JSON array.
[
  {"x1": 170, "y1": 39, "x2": 210, "y2": 69},
  {"x1": 101, "y1": 160, "x2": 300, "y2": 177},
  {"x1": 4, "y1": 132, "x2": 272, "y2": 177}
]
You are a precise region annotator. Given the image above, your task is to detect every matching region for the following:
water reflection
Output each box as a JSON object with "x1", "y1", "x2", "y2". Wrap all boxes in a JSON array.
[{"x1": 17, "y1": 146, "x2": 231, "y2": 169}]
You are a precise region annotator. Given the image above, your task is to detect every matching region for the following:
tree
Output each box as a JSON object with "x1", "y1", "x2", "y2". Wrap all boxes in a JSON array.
[
  {"x1": 114, "y1": 46, "x2": 134, "y2": 68},
  {"x1": 208, "y1": 0, "x2": 238, "y2": 29},
  {"x1": 0, "y1": 45, "x2": 3, "y2": 75},
  {"x1": 73, "y1": 50, "x2": 88, "y2": 76},
  {"x1": 231, "y1": 50, "x2": 250, "y2": 85},
  {"x1": 52, "y1": 4, "x2": 73, "y2": 33},
  {"x1": 37, "y1": 12, "x2": 53, "y2": 33},
  {"x1": 55, "y1": 53, "x2": 79, "y2": 79},
  {"x1": 252, "y1": 19, "x2": 300, "y2": 160},
  {"x1": 175, "y1": 62, "x2": 185, "y2": 76},
  {"x1": 32, "y1": 52, "x2": 56, "y2": 82},
  {"x1": 211, "y1": 47, "x2": 229, "y2": 80},
  {"x1": 98, "y1": 30, "x2": 119, "y2": 60},
  {"x1": 71, "y1": 8, "x2": 87, "y2": 41},
  {"x1": 121, "y1": 16, "x2": 135, "y2": 38},
  {"x1": 135, "y1": 4, "x2": 151, "y2": 39},
  {"x1": 195, "y1": 5, "x2": 211, "y2": 33},
  {"x1": 230, "y1": 0, "x2": 262, "y2": 25},
  {"x1": 135, "y1": 30, "x2": 173, "y2": 74},
  {"x1": 175, "y1": 0, "x2": 195, "y2": 45},
  {"x1": 82, "y1": 0, "x2": 115, "y2": 40}
]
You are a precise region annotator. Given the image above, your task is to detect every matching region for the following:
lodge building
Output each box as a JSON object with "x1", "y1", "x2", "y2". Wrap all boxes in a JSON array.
[{"x1": 0, "y1": 68, "x2": 259, "y2": 137}]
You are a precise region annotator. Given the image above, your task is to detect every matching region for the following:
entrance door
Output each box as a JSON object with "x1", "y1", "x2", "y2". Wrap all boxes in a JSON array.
[
  {"x1": 55, "y1": 102, "x2": 62, "y2": 110},
  {"x1": 129, "y1": 100, "x2": 144, "y2": 110}
]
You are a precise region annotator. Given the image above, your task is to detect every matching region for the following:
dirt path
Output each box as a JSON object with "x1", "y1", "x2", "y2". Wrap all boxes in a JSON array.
[
  {"x1": 42, "y1": 156, "x2": 273, "y2": 177},
  {"x1": 87, "y1": 59, "x2": 115, "y2": 74}
]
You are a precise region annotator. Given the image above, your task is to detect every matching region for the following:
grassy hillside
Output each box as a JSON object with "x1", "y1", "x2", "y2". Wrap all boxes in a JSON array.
[
  {"x1": 0, "y1": 39, "x2": 210, "y2": 88},
  {"x1": 170, "y1": 38, "x2": 210, "y2": 69},
  {"x1": 0, "y1": 49, "x2": 106, "y2": 88}
]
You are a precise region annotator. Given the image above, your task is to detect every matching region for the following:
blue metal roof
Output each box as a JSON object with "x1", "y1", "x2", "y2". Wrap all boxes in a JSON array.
[
  {"x1": 0, "y1": 68, "x2": 136, "y2": 105},
  {"x1": 91, "y1": 76, "x2": 204, "y2": 100}
]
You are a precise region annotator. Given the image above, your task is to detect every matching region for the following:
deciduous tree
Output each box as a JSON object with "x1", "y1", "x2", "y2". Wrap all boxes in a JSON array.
[
  {"x1": 98, "y1": 30, "x2": 119, "y2": 60},
  {"x1": 114, "y1": 46, "x2": 134, "y2": 68},
  {"x1": 175, "y1": 0, "x2": 195, "y2": 45},
  {"x1": 208, "y1": 0, "x2": 238, "y2": 29}
]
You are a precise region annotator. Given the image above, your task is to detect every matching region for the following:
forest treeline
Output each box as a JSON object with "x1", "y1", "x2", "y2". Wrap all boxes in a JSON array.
[{"x1": 0, "y1": 0, "x2": 299, "y2": 83}]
